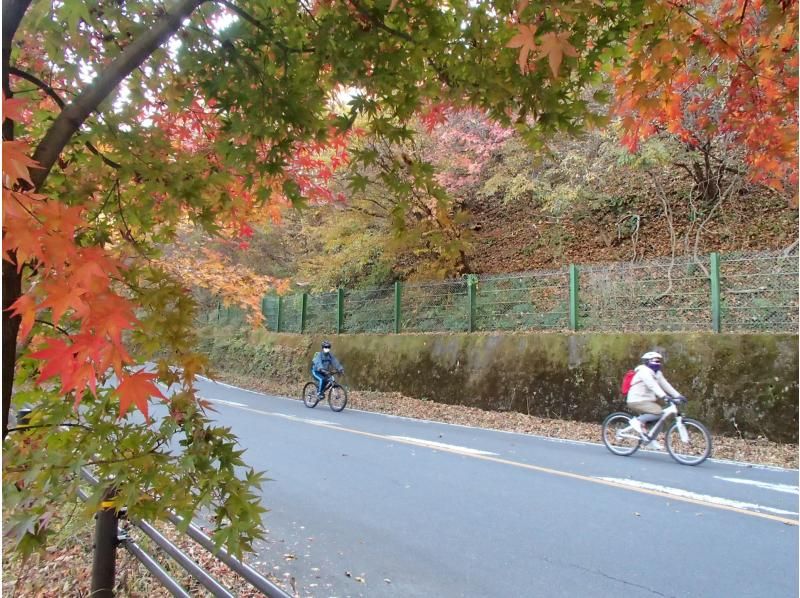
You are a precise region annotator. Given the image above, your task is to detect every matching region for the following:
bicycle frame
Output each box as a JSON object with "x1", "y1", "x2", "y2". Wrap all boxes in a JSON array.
[{"x1": 619, "y1": 399, "x2": 690, "y2": 443}]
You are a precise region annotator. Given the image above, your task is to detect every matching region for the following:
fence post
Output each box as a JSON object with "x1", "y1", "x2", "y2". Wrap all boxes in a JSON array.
[
  {"x1": 467, "y1": 275, "x2": 477, "y2": 332},
  {"x1": 394, "y1": 281, "x2": 402, "y2": 334},
  {"x1": 260, "y1": 296, "x2": 268, "y2": 323},
  {"x1": 276, "y1": 296, "x2": 283, "y2": 333},
  {"x1": 90, "y1": 486, "x2": 120, "y2": 598},
  {"x1": 710, "y1": 252, "x2": 721, "y2": 332},
  {"x1": 300, "y1": 293, "x2": 308, "y2": 333},
  {"x1": 336, "y1": 288, "x2": 345, "y2": 334},
  {"x1": 569, "y1": 264, "x2": 579, "y2": 331}
]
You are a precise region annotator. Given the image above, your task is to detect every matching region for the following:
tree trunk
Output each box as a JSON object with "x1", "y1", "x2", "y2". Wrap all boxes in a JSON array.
[{"x1": 2, "y1": 259, "x2": 22, "y2": 439}]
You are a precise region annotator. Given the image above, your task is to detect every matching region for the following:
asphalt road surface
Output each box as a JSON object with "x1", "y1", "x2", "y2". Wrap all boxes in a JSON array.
[{"x1": 191, "y1": 376, "x2": 799, "y2": 598}]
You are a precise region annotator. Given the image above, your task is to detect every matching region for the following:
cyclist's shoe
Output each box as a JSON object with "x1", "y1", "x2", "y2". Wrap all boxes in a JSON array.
[
  {"x1": 630, "y1": 418, "x2": 645, "y2": 436},
  {"x1": 645, "y1": 439, "x2": 663, "y2": 450},
  {"x1": 317, "y1": 392, "x2": 324, "y2": 399}
]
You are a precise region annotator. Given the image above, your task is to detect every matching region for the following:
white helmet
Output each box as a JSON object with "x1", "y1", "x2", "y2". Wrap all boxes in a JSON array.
[{"x1": 641, "y1": 351, "x2": 663, "y2": 363}]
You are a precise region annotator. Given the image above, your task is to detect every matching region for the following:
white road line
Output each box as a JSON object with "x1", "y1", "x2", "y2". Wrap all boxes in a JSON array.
[
  {"x1": 190, "y1": 376, "x2": 797, "y2": 472},
  {"x1": 195, "y1": 399, "x2": 797, "y2": 525},
  {"x1": 599, "y1": 477, "x2": 799, "y2": 517},
  {"x1": 386, "y1": 436, "x2": 498, "y2": 457},
  {"x1": 270, "y1": 412, "x2": 341, "y2": 427},
  {"x1": 202, "y1": 397, "x2": 247, "y2": 407},
  {"x1": 195, "y1": 375, "x2": 266, "y2": 395},
  {"x1": 714, "y1": 476, "x2": 799, "y2": 495}
]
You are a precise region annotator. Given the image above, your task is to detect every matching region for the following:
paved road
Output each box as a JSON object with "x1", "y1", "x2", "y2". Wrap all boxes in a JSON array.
[{"x1": 191, "y1": 377, "x2": 799, "y2": 598}]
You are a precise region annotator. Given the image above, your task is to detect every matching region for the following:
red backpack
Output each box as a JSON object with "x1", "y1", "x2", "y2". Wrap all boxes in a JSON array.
[{"x1": 620, "y1": 369, "x2": 637, "y2": 396}]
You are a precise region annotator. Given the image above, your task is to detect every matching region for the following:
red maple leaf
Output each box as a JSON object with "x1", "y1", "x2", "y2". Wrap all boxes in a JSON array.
[
  {"x1": 116, "y1": 371, "x2": 166, "y2": 420},
  {"x1": 7, "y1": 294, "x2": 37, "y2": 339}
]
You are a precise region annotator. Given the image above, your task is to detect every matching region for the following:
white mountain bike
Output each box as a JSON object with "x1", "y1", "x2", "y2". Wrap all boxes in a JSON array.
[{"x1": 602, "y1": 397, "x2": 712, "y2": 466}]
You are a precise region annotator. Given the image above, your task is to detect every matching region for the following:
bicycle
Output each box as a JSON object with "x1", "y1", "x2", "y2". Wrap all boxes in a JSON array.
[
  {"x1": 302, "y1": 373, "x2": 348, "y2": 412},
  {"x1": 602, "y1": 397, "x2": 712, "y2": 465}
]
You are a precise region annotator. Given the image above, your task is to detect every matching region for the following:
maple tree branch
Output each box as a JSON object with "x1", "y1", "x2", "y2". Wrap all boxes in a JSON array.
[
  {"x1": 115, "y1": 180, "x2": 148, "y2": 253},
  {"x1": 4, "y1": 449, "x2": 170, "y2": 473},
  {"x1": 6, "y1": 422, "x2": 92, "y2": 433},
  {"x1": 9, "y1": 67, "x2": 123, "y2": 170},
  {"x1": 29, "y1": 0, "x2": 210, "y2": 191},
  {"x1": 738, "y1": 0, "x2": 749, "y2": 24},
  {"x1": 347, "y1": 0, "x2": 413, "y2": 42},
  {"x1": 212, "y1": 0, "x2": 313, "y2": 53},
  {"x1": 2, "y1": 0, "x2": 33, "y2": 101},
  {"x1": 34, "y1": 319, "x2": 73, "y2": 337}
]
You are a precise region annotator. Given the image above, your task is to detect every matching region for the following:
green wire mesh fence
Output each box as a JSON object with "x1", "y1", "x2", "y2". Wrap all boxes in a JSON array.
[
  {"x1": 343, "y1": 286, "x2": 396, "y2": 333},
  {"x1": 579, "y1": 255, "x2": 712, "y2": 332},
  {"x1": 305, "y1": 291, "x2": 338, "y2": 334},
  {"x1": 475, "y1": 268, "x2": 569, "y2": 331},
  {"x1": 206, "y1": 248, "x2": 797, "y2": 335},
  {"x1": 402, "y1": 279, "x2": 470, "y2": 332},
  {"x1": 720, "y1": 247, "x2": 799, "y2": 332}
]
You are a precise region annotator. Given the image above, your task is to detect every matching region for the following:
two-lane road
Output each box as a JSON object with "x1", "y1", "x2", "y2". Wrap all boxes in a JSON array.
[{"x1": 191, "y1": 377, "x2": 799, "y2": 598}]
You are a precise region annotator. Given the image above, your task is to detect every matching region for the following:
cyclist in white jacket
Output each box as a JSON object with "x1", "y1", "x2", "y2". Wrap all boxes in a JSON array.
[{"x1": 627, "y1": 351, "x2": 686, "y2": 449}]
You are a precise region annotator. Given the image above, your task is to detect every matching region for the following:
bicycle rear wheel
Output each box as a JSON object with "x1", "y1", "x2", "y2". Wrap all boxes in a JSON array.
[
  {"x1": 328, "y1": 384, "x2": 348, "y2": 412},
  {"x1": 602, "y1": 412, "x2": 641, "y2": 456},
  {"x1": 666, "y1": 418, "x2": 712, "y2": 465},
  {"x1": 302, "y1": 382, "x2": 320, "y2": 408}
]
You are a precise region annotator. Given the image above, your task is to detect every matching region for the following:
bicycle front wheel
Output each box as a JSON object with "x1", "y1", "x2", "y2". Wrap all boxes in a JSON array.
[
  {"x1": 666, "y1": 418, "x2": 712, "y2": 465},
  {"x1": 602, "y1": 412, "x2": 641, "y2": 456},
  {"x1": 302, "y1": 382, "x2": 320, "y2": 408},
  {"x1": 328, "y1": 384, "x2": 348, "y2": 412}
]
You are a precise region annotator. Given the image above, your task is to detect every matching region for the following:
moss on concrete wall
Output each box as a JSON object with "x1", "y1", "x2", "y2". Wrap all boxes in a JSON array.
[{"x1": 197, "y1": 327, "x2": 798, "y2": 443}]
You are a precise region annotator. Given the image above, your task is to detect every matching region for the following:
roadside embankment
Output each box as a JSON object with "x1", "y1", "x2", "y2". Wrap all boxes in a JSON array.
[{"x1": 198, "y1": 326, "x2": 798, "y2": 444}]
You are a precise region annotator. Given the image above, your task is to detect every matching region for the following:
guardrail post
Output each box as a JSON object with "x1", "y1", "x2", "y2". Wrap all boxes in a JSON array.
[
  {"x1": 394, "y1": 281, "x2": 402, "y2": 334},
  {"x1": 90, "y1": 486, "x2": 119, "y2": 598},
  {"x1": 467, "y1": 275, "x2": 477, "y2": 332},
  {"x1": 276, "y1": 296, "x2": 283, "y2": 333},
  {"x1": 300, "y1": 293, "x2": 307, "y2": 333},
  {"x1": 710, "y1": 252, "x2": 721, "y2": 333},
  {"x1": 336, "y1": 288, "x2": 345, "y2": 334},
  {"x1": 569, "y1": 264, "x2": 579, "y2": 331}
]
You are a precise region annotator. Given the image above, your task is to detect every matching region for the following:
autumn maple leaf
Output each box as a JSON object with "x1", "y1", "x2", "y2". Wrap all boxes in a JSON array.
[
  {"x1": 116, "y1": 371, "x2": 166, "y2": 420},
  {"x1": 2, "y1": 96, "x2": 28, "y2": 122},
  {"x1": 2, "y1": 140, "x2": 40, "y2": 186},
  {"x1": 537, "y1": 31, "x2": 578, "y2": 78},
  {"x1": 7, "y1": 294, "x2": 37, "y2": 340},
  {"x1": 507, "y1": 24, "x2": 538, "y2": 74}
]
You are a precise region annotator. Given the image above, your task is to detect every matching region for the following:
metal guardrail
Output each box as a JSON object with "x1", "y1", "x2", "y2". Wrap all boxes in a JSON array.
[{"x1": 79, "y1": 468, "x2": 292, "y2": 598}]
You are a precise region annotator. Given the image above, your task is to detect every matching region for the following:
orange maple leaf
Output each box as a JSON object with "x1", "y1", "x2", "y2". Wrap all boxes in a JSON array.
[
  {"x1": 3, "y1": 96, "x2": 28, "y2": 122},
  {"x1": 537, "y1": 31, "x2": 578, "y2": 78},
  {"x1": 116, "y1": 371, "x2": 166, "y2": 420},
  {"x1": 8, "y1": 294, "x2": 37, "y2": 339},
  {"x1": 507, "y1": 24, "x2": 538, "y2": 74},
  {"x1": 2, "y1": 140, "x2": 40, "y2": 186},
  {"x1": 39, "y1": 279, "x2": 89, "y2": 324},
  {"x1": 29, "y1": 339, "x2": 76, "y2": 386}
]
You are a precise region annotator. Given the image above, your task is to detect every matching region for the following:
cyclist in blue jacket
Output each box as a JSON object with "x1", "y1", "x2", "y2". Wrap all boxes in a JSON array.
[{"x1": 311, "y1": 340, "x2": 344, "y2": 399}]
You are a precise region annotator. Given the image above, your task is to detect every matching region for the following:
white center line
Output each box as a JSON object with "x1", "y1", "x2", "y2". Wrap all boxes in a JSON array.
[
  {"x1": 599, "y1": 477, "x2": 799, "y2": 517},
  {"x1": 202, "y1": 397, "x2": 247, "y2": 407},
  {"x1": 386, "y1": 436, "x2": 498, "y2": 457},
  {"x1": 714, "y1": 476, "x2": 799, "y2": 495}
]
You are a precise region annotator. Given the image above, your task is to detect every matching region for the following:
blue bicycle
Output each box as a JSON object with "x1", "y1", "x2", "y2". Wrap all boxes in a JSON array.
[{"x1": 302, "y1": 373, "x2": 348, "y2": 412}]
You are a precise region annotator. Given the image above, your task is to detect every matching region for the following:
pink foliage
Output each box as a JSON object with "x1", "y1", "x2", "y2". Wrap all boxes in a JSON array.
[{"x1": 423, "y1": 108, "x2": 514, "y2": 195}]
